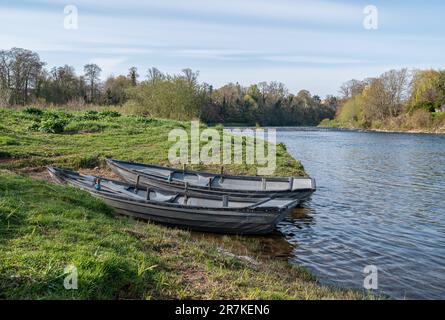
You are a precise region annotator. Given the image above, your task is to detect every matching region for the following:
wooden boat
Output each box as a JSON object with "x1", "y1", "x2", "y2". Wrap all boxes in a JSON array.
[
  {"x1": 106, "y1": 158, "x2": 316, "y2": 201},
  {"x1": 47, "y1": 167, "x2": 300, "y2": 235}
]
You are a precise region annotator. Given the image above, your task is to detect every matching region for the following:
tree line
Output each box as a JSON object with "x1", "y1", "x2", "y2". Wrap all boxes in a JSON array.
[
  {"x1": 328, "y1": 68, "x2": 445, "y2": 131},
  {"x1": 0, "y1": 47, "x2": 336, "y2": 126}
]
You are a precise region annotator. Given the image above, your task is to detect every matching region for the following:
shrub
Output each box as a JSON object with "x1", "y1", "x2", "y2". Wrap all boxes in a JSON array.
[
  {"x1": 38, "y1": 117, "x2": 67, "y2": 133},
  {"x1": 98, "y1": 110, "x2": 121, "y2": 118},
  {"x1": 80, "y1": 110, "x2": 100, "y2": 121},
  {"x1": 407, "y1": 109, "x2": 432, "y2": 129},
  {"x1": 407, "y1": 102, "x2": 435, "y2": 114},
  {"x1": 432, "y1": 112, "x2": 445, "y2": 129},
  {"x1": 318, "y1": 119, "x2": 332, "y2": 127},
  {"x1": 277, "y1": 142, "x2": 287, "y2": 151},
  {"x1": 34, "y1": 112, "x2": 72, "y2": 134},
  {"x1": 338, "y1": 95, "x2": 363, "y2": 124},
  {"x1": 22, "y1": 107, "x2": 43, "y2": 116},
  {"x1": 0, "y1": 136, "x2": 20, "y2": 146},
  {"x1": 28, "y1": 121, "x2": 41, "y2": 131}
]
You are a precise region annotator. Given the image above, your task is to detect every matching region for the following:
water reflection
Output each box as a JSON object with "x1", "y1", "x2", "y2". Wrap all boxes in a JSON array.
[
  {"x1": 275, "y1": 129, "x2": 445, "y2": 299},
  {"x1": 191, "y1": 231, "x2": 294, "y2": 261}
]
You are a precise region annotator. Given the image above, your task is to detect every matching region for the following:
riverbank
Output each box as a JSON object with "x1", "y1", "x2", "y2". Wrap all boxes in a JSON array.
[
  {"x1": 319, "y1": 119, "x2": 445, "y2": 135},
  {"x1": 0, "y1": 108, "x2": 369, "y2": 299}
]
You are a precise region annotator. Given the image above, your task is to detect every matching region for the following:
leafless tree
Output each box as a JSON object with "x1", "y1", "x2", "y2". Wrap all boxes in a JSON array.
[
  {"x1": 147, "y1": 67, "x2": 164, "y2": 84},
  {"x1": 339, "y1": 79, "x2": 369, "y2": 100},
  {"x1": 83, "y1": 63, "x2": 102, "y2": 103},
  {"x1": 182, "y1": 68, "x2": 199, "y2": 87},
  {"x1": 362, "y1": 68, "x2": 410, "y2": 122},
  {"x1": 0, "y1": 48, "x2": 44, "y2": 105}
]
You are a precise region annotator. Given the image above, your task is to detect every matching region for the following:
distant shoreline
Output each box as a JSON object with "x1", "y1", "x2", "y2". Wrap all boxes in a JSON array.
[
  {"x1": 318, "y1": 124, "x2": 445, "y2": 136},
  {"x1": 215, "y1": 123, "x2": 445, "y2": 135}
]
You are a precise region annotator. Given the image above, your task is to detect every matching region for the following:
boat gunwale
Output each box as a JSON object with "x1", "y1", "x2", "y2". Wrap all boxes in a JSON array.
[{"x1": 106, "y1": 158, "x2": 316, "y2": 193}]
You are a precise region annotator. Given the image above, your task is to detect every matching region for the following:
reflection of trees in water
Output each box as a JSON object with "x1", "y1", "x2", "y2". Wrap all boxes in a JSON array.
[
  {"x1": 287, "y1": 207, "x2": 315, "y2": 227},
  {"x1": 290, "y1": 207, "x2": 313, "y2": 219},
  {"x1": 277, "y1": 206, "x2": 316, "y2": 250}
]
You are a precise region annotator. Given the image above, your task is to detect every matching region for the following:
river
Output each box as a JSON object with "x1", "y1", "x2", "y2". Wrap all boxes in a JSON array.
[{"x1": 275, "y1": 128, "x2": 445, "y2": 299}]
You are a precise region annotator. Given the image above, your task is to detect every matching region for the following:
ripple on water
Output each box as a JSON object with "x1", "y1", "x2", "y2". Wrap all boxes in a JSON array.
[{"x1": 277, "y1": 129, "x2": 445, "y2": 299}]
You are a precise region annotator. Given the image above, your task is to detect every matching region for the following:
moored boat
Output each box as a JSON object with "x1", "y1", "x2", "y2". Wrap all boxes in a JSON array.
[
  {"x1": 106, "y1": 158, "x2": 316, "y2": 201},
  {"x1": 47, "y1": 167, "x2": 300, "y2": 235}
]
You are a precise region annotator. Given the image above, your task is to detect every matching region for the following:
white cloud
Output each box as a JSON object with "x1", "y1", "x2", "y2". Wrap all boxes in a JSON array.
[
  {"x1": 1, "y1": 1, "x2": 444, "y2": 95},
  {"x1": 89, "y1": 57, "x2": 127, "y2": 76},
  {"x1": 38, "y1": 0, "x2": 363, "y2": 25}
]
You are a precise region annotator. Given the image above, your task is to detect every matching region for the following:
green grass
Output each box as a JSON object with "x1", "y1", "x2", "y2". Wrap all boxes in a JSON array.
[
  {"x1": 0, "y1": 108, "x2": 305, "y2": 176},
  {"x1": 0, "y1": 107, "x2": 370, "y2": 299},
  {"x1": 0, "y1": 171, "x2": 371, "y2": 299}
]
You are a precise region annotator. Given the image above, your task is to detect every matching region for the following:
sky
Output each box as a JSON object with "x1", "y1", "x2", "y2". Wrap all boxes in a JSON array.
[{"x1": 1, "y1": 0, "x2": 444, "y2": 96}]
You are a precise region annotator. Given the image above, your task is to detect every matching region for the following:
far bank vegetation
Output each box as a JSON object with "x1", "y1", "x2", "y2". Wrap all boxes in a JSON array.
[{"x1": 320, "y1": 69, "x2": 445, "y2": 133}]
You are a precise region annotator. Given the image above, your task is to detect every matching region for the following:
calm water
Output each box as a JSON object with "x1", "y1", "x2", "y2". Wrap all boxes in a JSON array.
[{"x1": 275, "y1": 128, "x2": 445, "y2": 299}]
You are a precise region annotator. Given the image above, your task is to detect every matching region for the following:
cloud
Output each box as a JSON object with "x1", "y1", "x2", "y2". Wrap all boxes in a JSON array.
[
  {"x1": 89, "y1": 57, "x2": 127, "y2": 76},
  {"x1": 37, "y1": 0, "x2": 363, "y2": 25},
  {"x1": 1, "y1": 0, "x2": 444, "y2": 95},
  {"x1": 262, "y1": 55, "x2": 371, "y2": 65}
]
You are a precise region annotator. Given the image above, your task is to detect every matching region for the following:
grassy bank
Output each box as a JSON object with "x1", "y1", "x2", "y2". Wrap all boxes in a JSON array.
[
  {"x1": 0, "y1": 108, "x2": 368, "y2": 299},
  {"x1": 0, "y1": 108, "x2": 304, "y2": 175}
]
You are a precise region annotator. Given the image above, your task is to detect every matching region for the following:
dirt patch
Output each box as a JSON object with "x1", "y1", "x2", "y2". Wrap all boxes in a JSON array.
[
  {"x1": 18, "y1": 167, "x2": 53, "y2": 182},
  {"x1": 13, "y1": 165, "x2": 120, "y2": 183},
  {"x1": 79, "y1": 167, "x2": 120, "y2": 180}
]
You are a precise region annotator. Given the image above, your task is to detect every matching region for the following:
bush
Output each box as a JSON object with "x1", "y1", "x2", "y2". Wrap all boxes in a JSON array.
[
  {"x1": 277, "y1": 142, "x2": 287, "y2": 151},
  {"x1": 407, "y1": 102, "x2": 435, "y2": 114},
  {"x1": 0, "y1": 136, "x2": 20, "y2": 146},
  {"x1": 33, "y1": 112, "x2": 72, "y2": 134},
  {"x1": 432, "y1": 112, "x2": 445, "y2": 129},
  {"x1": 22, "y1": 107, "x2": 43, "y2": 116},
  {"x1": 38, "y1": 117, "x2": 67, "y2": 133},
  {"x1": 407, "y1": 109, "x2": 432, "y2": 129},
  {"x1": 318, "y1": 119, "x2": 342, "y2": 128},
  {"x1": 80, "y1": 110, "x2": 100, "y2": 121},
  {"x1": 98, "y1": 110, "x2": 121, "y2": 118},
  {"x1": 125, "y1": 78, "x2": 203, "y2": 120},
  {"x1": 338, "y1": 95, "x2": 363, "y2": 124}
]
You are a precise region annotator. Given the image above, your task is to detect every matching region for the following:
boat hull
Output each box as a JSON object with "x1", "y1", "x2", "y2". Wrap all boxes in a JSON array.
[
  {"x1": 107, "y1": 159, "x2": 315, "y2": 202},
  {"x1": 97, "y1": 193, "x2": 287, "y2": 235},
  {"x1": 48, "y1": 167, "x2": 291, "y2": 235}
]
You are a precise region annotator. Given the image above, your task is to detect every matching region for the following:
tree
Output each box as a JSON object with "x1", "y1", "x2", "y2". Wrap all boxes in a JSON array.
[
  {"x1": 380, "y1": 68, "x2": 409, "y2": 117},
  {"x1": 127, "y1": 67, "x2": 139, "y2": 86},
  {"x1": 360, "y1": 69, "x2": 409, "y2": 124},
  {"x1": 146, "y1": 67, "x2": 164, "y2": 84},
  {"x1": 103, "y1": 75, "x2": 131, "y2": 105},
  {"x1": 126, "y1": 69, "x2": 204, "y2": 120},
  {"x1": 409, "y1": 69, "x2": 445, "y2": 112},
  {"x1": 40, "y1": 65, "x2": 81, "y2": 104},
  {"x1": 83, "y1": 63, "x2": 102, "y2": 103},
  {"x1": 339, "y1": 79, "x2": 369, "y2": 100},
  {"x1": 182, "y1": 68, "x2": 199, "y2": 87},
  {"x1": 0, "y1": 48, "x2": 44, "y2": 105},
  {"x1": 337, "y1": 95, "x2": 364, "y2": 124}
]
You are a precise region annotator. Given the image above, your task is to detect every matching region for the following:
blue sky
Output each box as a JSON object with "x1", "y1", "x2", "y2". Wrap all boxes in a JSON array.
[{"x1": 1, "y1": 0, "x2": 444, "y2": 96}]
